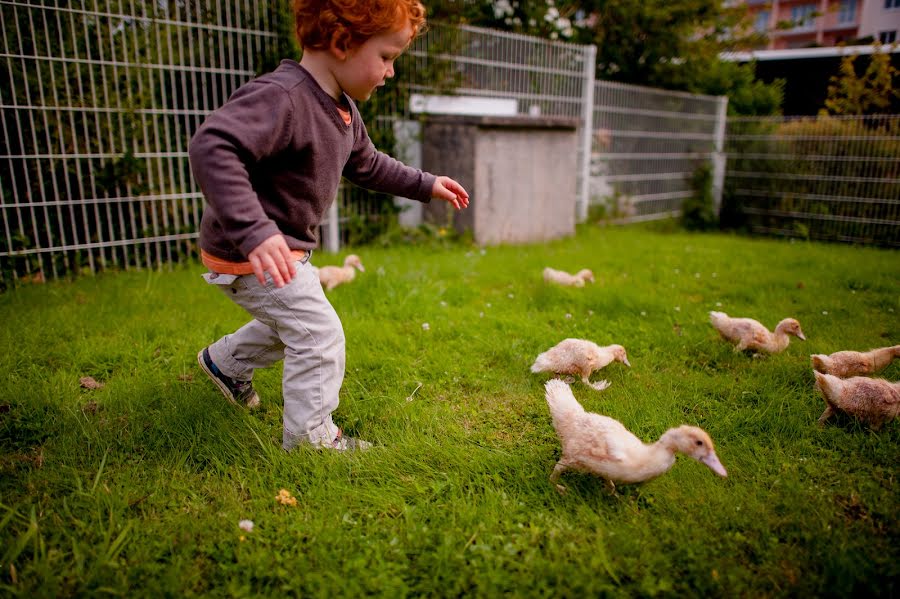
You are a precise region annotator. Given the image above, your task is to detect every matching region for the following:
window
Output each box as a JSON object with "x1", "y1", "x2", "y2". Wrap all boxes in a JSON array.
[
  {"x1": 755, "y1": 10, "x2": 770, "y2": 32},
  {"x1": 790, "y1": 4, "x2": 818, "y2": 29},
  {"x1": 838, "y1": 0, "x2": 856, "y2": 23},
  {"x1": 886, "y1": 0, "x2": 900, "y2": 9},
  {"x1": 880, "y1": 30, "x2": 897, "y2": 43}
]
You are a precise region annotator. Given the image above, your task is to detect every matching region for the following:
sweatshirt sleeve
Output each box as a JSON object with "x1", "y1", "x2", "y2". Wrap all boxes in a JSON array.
[
  {"x1": 188, "y1": 81, "x2": 292, "y2": 258},
  {"x1": 342, "y1": 115, "x2": 436, "y2": 204}
]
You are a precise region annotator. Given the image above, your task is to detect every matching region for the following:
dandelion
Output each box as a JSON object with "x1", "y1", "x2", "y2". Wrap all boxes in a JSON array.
[
  {"x1": 440, "y1": 301, "x2": 448, "y2": 307},
  {"x1": 565, "y1": 313, "x2": 572, "y2": 319},
  {"x1": 422, "y1": 323, "x2": 430, "y2": 331},
  {"x1": 674, "y1": 306, "x2": 681, "y2": 312},
  {"x1": 822, "y1": 311, "x2": 828, "y2": 315},
  {"x1": 588, "y1": 310, "x2": 594, "y2": 316},
  {"x1": 238, "y1": 519, "x2": 254, "y2": 532},
  {"x1": 640, "y1": 311, "x2": 647, "y2": 316},
  {"x1": 507, "y1": 293, "x2": 514, "y2": 299},
  {"x1": 486, "y1": 303, "x2": 492, "y2": 308},
  {"x1": 239, "y1": 535, "x2": 246, "y2": 542},
  {"x1": 276, "y1": 489, "x2": 297, "y2": 506}
]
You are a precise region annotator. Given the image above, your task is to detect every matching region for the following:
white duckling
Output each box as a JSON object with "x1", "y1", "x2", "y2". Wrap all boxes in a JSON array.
[
  {"x1": 531, "y1": 338, "x2": 630, "y2": 391},
  {"x1": 542, "y1": 267, "x2": 595, "y2": 287},
  {"x1": 709, "y1": 311, "x2": 805, "y2": 354},
  {"x1": 811, "y1": 345, "x2": 900, "y2": 378},
  {"x1": 544, "y1": 379, "x2": 727, "y2": 494},
  {"x1": 317, "y1": 254, "x2": 365, "y2": 291},
  {"x1": 813, "y1": 372, "x2": 900, "y2": 429}
]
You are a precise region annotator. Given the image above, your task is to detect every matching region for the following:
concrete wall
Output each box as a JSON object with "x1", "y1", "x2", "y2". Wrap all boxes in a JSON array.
[{"x1": 422, "y1": 115, "x2": 578, "y2": 246}]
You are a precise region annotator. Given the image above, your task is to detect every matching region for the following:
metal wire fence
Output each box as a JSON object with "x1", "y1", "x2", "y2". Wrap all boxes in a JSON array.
[
  {"x1": 7, "y1": 2, "x2": 891, "y2": 287},
  {"x1": 590, "y1": 80, "x2": 727, "y2": 223},
  {"x1": 725, "y1": 115, "x2": 900, "y2": 246},
  {"x1": 1, "y1": 0, "x2": 281, "y2": 283}
]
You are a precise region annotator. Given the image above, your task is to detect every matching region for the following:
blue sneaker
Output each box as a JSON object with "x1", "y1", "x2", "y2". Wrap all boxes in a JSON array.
[{"x1": 197, "y1": 348, "x2": 260, "y2": 409}]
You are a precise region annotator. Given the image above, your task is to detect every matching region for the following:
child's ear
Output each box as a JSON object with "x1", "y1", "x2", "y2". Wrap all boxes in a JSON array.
[{"x1": 329, "y1": 30, "x2": 351, "y2": 60}]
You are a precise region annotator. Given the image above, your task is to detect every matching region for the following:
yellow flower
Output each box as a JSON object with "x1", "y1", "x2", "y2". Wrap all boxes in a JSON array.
[{"x1": 275, "y1": 489, "x2": 297, "y2": 506}]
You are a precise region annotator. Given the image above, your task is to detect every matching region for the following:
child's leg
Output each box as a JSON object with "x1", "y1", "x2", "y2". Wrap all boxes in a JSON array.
[
  {"x1": 207, "y1": 319, "x2": 285, "y2": 381},
  {"x1": 212, "y1": 261, "x2": 344, "y2": 449}
]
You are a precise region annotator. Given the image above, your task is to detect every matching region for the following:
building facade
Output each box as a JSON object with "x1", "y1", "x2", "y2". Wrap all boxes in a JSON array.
[{"x1": 741, "y1": 0, "x2": 900, "y2": 49}]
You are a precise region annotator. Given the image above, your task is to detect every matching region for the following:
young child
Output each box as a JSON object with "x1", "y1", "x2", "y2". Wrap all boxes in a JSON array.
[{"x1": 189, "y1": 0, "x2": 468, "y2": 451}]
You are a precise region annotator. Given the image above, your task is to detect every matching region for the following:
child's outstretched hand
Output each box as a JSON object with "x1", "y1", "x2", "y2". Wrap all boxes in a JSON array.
[{"x1": 432, "y1": 176, "x2": 469, "y2": 210}]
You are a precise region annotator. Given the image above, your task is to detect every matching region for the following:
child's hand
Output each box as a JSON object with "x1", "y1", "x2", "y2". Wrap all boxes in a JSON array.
[
  {"x1": 432, "y1": 176, "x2": 470, "y2": 210},
  {"x1": 247, "y1": 234, "x2": 296, "y2": 288}
]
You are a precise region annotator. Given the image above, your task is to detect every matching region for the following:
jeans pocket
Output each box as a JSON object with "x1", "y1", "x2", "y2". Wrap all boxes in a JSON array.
[{"x1": 202, "y1": 272, "x2": 240, "y2": 285}]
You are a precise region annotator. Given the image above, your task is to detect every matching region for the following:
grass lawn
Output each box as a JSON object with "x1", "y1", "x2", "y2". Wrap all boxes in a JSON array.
[{"x1": 1, "y1": 221, "x2": 898, "y2": 597}]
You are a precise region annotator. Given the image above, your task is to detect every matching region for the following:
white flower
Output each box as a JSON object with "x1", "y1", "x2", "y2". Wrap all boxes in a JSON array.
[
  {"x1": 674, "y1": 306, "x2": 681, "y2": 312},
  {"x1": 588, "y1": 310, "x2": 594, "y2": 316},
  {"x1": 239, "y1": 519, "x2": 254, "y2": 532},
  {"x1": 486, "y1": 303, "x2": 491, "y2": 308},
  {"x1": 694, "y1": 273, "x2": 700, "y2": 278},
  {"x1": 507, "y1": 293, "x2": 514, "y2": 299},
  {"x1": 565, "y1": 313, "x2": 572, "y2": 319},
  {"x1": 716, "y1": 302, "x2": 722, "y2": 307},
  {"x1": 822, "y1": 311, "x2": 828, "y2": 315},
  {"x1": 422, "y1": 323, "x2": 430, "y2": 331},
  {"x1": 674, "y1": 268, "x2": 680, "y2": 274},
  {"x1": 640, "y1": 311, "x2": 647, "y2": 316},
  {"x1": 711, "y1": 272, "x2": 718, "y2": 278},
  {"x1": 439, "y1": 301, "x2": 448, "y2": 307},
  {"x1": 480, "y1": 249, "x2": 486, "y2": 256},
  {"x1": 479, "y1": 312, "x2": 485, "y2": 318}
]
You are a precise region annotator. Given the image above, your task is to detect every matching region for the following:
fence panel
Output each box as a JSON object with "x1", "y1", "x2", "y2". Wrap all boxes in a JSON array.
[
  {"x1": 589, "y1": 81, "x2": 725, "y2": 223},
  {"x1": 725, "y1": 115, "x2": 900, "y2": 246},
  {"x1": 1, "y1": 0, "x2": 281, "y2": 283}
]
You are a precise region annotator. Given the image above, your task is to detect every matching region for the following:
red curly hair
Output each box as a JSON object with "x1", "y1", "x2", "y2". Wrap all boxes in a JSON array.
[{"x1": 293, "y1": 0, "x2": 426, "y2": 52}]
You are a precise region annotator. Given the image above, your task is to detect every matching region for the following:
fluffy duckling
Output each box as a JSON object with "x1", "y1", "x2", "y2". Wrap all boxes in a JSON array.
[
  {"x1": 709, "y1": 311, "x2": 805, "y2": 354},
  {"x1": 542, "y1": 267, "x2": 595, "y2": 287},
  {"x1": 317, "y1": 254, "x2": 365, "y2": 291},
  {"x1": 811, "y1": 345, "x2": 900, "y2": 378},
  {"x1": 531, "y1": 338, "x2": 630, "y2": 391},
  {"x1": 813, "y1": 372, "x2": 900, "y2": 429},
  {"x1": 544, "y1": 379, "x2": 727, "y2": 493}
]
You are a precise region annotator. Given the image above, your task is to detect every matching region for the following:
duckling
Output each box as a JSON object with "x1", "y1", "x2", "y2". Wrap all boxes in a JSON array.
[
  {"x1": 813, "y1": 372, "x2": 900, "y2": 429},
  {"x1": 542, "y1": 267, "x2": 595, "y2": 287},
  {"x1": 544, "y1": 379, "x2": 727, "y2": 494},
  {"x1": 709, "y1": 311, "x2": 805, "y2": 354},
  {"x1": 811, "y1": 345, "x2": 900, "y2": 378},
  {"x1": 531, "y1": 338, "x2": 630, "y2": 391},
  {"x1": 317, "y1": 254, "x2": 365, "y2": 291}
]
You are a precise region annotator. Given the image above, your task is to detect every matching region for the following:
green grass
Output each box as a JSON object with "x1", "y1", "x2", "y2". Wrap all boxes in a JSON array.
[{"x1": 1, "y1": 221, "x2": 899, "y2": 597}]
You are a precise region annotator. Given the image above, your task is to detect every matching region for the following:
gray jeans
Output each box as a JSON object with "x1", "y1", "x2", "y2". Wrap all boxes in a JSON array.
[{"x1": 203, "y1": 257, "x2": 342, "y2": 449}]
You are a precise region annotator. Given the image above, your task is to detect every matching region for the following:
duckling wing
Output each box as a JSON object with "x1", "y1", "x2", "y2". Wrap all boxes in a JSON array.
[{"x1": 579, "y1": 413, "x2": 632, "y2": 462}]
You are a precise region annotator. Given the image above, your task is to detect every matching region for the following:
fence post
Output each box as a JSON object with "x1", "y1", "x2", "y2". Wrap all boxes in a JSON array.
[
  {"x1": 323, "y1": 199, "x2": 341, "y2": 252},
  {"x1": 576, "y1": 45, "x2": 597, "y2": 223},
  {"x1": 712, "y1": 95, "x2": 728, "y2": 219}
]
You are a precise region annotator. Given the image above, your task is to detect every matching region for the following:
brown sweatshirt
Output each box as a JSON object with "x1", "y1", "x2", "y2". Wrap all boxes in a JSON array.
[{"x1": 189, "y1": 60, "x2": 435, "y2": 261}]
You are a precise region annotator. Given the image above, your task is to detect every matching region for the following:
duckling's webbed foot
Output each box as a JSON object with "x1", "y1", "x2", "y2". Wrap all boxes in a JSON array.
[
  {"x1": 817, "y1": 406, "x2": 834, "y2": 426},
  {"x1": 561, "y1": 375, "x2": 577, "y2": 384},
  {"x1": 603, "y1": 479, "x2": 617, "y2": 496},
  {"x1": 585, "y1": 378, "x2": 611, "y2": 392},
  {"x1": 550, "y1": 462, "x2": 569, "y2": 494}
]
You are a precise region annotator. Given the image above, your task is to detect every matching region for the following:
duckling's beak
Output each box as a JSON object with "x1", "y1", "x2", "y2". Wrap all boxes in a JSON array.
[
  {"x1": 700, "y1": 452, "x2": 727, "y2": 477},
  {"x1": 356, "y1": 264, "x2": 365, "y2": 272},
  {"x1": 623, "y1": 357, "x2": 631, "y2": 367},
  {"x1": 797, "y1": 331, "x2": 806, "y2": 340}
]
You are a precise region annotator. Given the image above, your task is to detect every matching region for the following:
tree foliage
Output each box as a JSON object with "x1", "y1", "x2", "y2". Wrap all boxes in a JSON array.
[
  {"x1": 821, "y1": 44, "x2": 900, "y2": 116},
  {"x1": 427, "y1": 0, "x2": 781, "y2": 115}
]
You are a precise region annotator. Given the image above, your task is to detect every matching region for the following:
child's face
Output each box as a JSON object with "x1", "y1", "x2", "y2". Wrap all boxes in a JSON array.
[{"x1": 337, "y1": 24, "x2": 413, "y2": 101}]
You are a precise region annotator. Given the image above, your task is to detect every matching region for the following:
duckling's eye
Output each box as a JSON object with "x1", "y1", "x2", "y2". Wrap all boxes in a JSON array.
[{"x1": 695, "y1": 440, "x2": 704, "y2": 446}]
